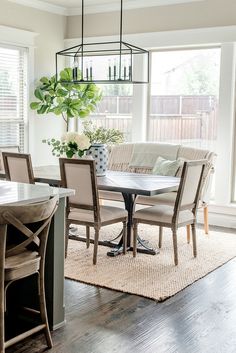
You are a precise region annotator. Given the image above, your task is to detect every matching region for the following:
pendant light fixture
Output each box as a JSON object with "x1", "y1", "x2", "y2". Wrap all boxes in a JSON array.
[{"x1": 56, "y1": 0, "x2": 149, "y2": 84}]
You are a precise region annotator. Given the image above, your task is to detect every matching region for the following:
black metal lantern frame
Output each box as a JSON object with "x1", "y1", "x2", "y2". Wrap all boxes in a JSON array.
[{"x1": 56, "y1": 0, "x2": 149, "y2": 84}]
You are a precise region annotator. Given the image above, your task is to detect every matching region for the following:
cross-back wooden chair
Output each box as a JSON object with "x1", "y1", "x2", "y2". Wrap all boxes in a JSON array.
[
  {"x1": 0, "y1": 196, "x2": 58, "y2": 353},
  {"x1": 2, "y1": 152, "x2": 35, "y2": 184},
  {"x1": 133, "y1": 160, "x2": 206, "y2": 266},
  {"x1": 59, "y1": 158, "x2": 128, "y2": 264}
]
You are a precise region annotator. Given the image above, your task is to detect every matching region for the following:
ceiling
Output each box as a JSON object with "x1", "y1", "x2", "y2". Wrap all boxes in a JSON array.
[{"x1": 7, "y1": 0, "x2": 204, "y2": 15}]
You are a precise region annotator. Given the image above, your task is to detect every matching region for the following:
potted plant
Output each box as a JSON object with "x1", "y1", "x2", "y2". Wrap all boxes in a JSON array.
[
  {"x1": 83, "y1": 121, "x2": 124, "y2": 176},
  {"x1": 30, "y1": 68, "x2": 102, "y2": 132}
]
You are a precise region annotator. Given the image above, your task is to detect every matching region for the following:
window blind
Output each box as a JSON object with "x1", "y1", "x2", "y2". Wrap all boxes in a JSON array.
[{"x1": 0, "y1": 45, "x2": 27, "y2": 151}]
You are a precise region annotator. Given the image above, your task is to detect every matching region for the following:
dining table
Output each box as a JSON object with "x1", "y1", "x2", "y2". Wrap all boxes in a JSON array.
[
  {"x1": 0, "y1": 180, "x2": 74, "y2": 331},
  {"x1": 32, "y1": 165, "x2": 179, "y2": 256}
]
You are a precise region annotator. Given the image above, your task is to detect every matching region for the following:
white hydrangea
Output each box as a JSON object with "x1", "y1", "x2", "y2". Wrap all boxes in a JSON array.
[
  {"x1": 75, "y1": 134, "x2": 91, "y2": 150},
  {"x1": 61, "y1": 132, "x2": 90, "y2": 151}
]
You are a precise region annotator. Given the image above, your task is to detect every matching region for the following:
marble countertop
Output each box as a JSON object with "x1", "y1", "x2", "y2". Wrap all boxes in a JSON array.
[{"x1": 0, "y1": 180, "x2": 74, "y2": 205}]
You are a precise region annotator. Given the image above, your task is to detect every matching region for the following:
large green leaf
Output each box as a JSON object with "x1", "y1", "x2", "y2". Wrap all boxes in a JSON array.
[
  {"x1": 40, "y1": 77, "x2": 49, "y2": 84},
  {"x1": 56, "y1": 97, "x2": 64, "y2": 105},
  {"x1": 37, "y1": 105, "x2": 48, "y2": 114},
  {"x1": 30, "y1": 102, "x2": 40, "y2": 110},
  {"x1": 60, "y1": 68, "x2": 73, "y2": 82},
  {"x1": 45, "y1": 94, "x2": 52, "y2": 103},
  {"x1": 34, "y1": 88, "x2": 44, "y2": 101},
  {"x1": 53, "y1": 107, "x2": 63, "y2": 115},
  {"x1": 69, "y1": 107, "x2": 79, "y2": 117},
  {"x1": 79, "y1": 109, "x2": 90, "y2": 118},
  {"x1": 57, "y1": 88, "x2": 68, "y2": 97}
]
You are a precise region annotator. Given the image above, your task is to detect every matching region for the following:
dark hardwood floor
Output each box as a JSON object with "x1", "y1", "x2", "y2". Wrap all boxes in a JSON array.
[{"x1": 7, "y1": 228, "x2": 236, "y2": 353}]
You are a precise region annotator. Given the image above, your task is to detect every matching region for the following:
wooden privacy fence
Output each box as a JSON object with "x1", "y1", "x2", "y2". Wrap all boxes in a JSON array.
[
  {"x1": 148, "y1": 111, "x2": 217, "y2": 142},
  {"x1": 92, "y1": 95, "x2": 218, "y2": 143}
]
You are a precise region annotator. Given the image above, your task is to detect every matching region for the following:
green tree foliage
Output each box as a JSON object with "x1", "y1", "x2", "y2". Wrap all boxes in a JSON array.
[
  {"x1": 30, "y1": 68, "x2": 102, "y2": 131},
  {"x1": 181, "y1": 54, "x2": 219, "y2": 95}
]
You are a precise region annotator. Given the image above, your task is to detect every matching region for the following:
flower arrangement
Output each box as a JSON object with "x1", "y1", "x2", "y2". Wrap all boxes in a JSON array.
[
  {"x1": 83, "y1": 120, "x2": 124, "y2": 145},
  {"x1": 43, "y1": 132, "x2": 91, "y2": 158}
]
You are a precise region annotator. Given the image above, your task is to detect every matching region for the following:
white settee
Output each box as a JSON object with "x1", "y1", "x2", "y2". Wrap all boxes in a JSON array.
[{"x1": 100, "y1": 142, "x2": 216, "y2": 234}]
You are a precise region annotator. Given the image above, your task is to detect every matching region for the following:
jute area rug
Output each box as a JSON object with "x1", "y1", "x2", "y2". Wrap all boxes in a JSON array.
[{"x1": 65, "y1": 224, "x2": 236, "y2": 301}]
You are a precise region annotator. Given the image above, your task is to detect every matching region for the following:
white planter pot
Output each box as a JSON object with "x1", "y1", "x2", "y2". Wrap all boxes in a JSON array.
[{"x1": 86, "y1": 143, "x2": 108, "y2": 176}]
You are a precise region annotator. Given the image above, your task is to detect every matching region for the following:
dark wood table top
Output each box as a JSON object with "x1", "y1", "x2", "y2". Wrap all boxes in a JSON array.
[{"x1": 33, "y1": 165, "x2": 179, "y2": 196}]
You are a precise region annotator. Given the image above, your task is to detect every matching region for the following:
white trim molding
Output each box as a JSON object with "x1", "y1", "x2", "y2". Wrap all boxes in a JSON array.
[
  {"x1": 198, "y1": 204, "x2": 236, "y2": 229},
  {"x1": 67, "y1": 0, "x2": 204, "y2": 16},
  {"x1": 7, "y1": 0, "x2": 67, "y2": 15},
  {"x1": 7, "y1": 0, "x2": 204, "y2": 16},
  {"x1": 65, "y1": 25, "x2": 236, "y2": 51},
  {"x1": 0, "y1": 25, "x2": 38, "y2": 47}
]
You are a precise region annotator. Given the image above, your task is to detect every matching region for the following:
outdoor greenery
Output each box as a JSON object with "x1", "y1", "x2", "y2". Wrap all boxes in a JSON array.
[
  {"x1": 30, "y1": 68, "x2": 102, "y2": 131},
  {"x1": 83, "y1": 120, "x2": 124, "y2": 145},
  {"x1": 101, "y1": 84, "x2": 133, "y2": 97}
]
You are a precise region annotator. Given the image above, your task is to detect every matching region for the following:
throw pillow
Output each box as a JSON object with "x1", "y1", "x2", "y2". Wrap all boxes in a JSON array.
[{"x1": 152, "y1": 156, "x2": 182, "y2": 176}]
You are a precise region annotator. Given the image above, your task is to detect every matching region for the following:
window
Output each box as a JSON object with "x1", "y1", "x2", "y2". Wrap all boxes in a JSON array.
[
  {"x1": 148, "y1": 48, "x2": 221, "y2": 151},
  {"x1": 0, "y1": 45, "x2": 28, "y2": 151},
  {"x1": 78, "y1": 56, "x2": 133, "y2": 142},
  {"x1": 89, "y1": 84, "x2": 133, "y2": 142}
]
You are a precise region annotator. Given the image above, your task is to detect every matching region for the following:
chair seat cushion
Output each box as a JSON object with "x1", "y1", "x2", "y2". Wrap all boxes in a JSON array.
[
  {"x1": 5, "y1": 250, "x2": 40, "y2": 281},
  {"x1": 68, "y1": 205, "x2": 127, "y2": 224},
  {"x1": 134, "y1": 205, "x2": 194, "y2": 225},
  {"x1": 137, "y1": 192, "x2": 176, "y2": 206}
]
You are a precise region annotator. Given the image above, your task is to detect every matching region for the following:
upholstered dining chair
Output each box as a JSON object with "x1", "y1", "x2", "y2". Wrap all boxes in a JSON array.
[
  {"x1": 133, "y1": 160, "x2": 206, "y2": 266},
  {"x1": 59, "y1": 158, "x2": 128, "y2": 264},
  {"x1": 2, "y1": 152, "x2": 35, "y2": 184},
  {"x1": 0, "y1": 196, "x2": 58, "y2": 352},
  {"x1": 0, "y1": 146, "x2": 19, "y2": 172}
]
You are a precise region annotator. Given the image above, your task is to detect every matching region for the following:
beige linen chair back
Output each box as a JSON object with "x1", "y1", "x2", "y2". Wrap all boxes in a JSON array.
[
  {"x1": 2, "y1": 152, "x2": 34, "y2": 184},
  {"x1": 0, "y1": 196, "x2": 58, "y2": 352},
  {"x1": 0, "y1": 146, "x2": 19, "y2": 172},
  {"x1": 60, "y1": 158, "x2": 100, "y2": 221},
  {"x1": 173, "y1": 160, "x2": 206, "y2": 221}
]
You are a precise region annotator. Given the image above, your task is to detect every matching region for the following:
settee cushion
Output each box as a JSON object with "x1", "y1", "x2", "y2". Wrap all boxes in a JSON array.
[
  {"x1": 152, "y1": 156, "x2": 182, "y2": 176},
  {"x1": 128, "y1": 142, "x2": 180, "y2": 168}
]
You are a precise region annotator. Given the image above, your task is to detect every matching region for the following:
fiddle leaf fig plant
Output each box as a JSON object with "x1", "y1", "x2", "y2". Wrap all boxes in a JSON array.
[{"x1": 30, "y1": 68, "x2": 102, "y2": 131}]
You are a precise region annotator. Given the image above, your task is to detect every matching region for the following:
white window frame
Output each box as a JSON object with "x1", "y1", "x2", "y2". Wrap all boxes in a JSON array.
[
  {"x1": 0, "y1": 25, "x2": 37, "y2": 154},
  {"x1": 65, "y1": 27, "x2": 236, "y2": 226}
]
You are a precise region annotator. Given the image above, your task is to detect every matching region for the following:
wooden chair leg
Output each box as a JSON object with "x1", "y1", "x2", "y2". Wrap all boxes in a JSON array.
[
  {"x1": 186, "y1": 224, "x2": 191, "y2": 244},
  {"x1": 93, "y1": 227, "x2": 99, "y2": 265},
  {"x1": 172, "y1": 229, "x2": 178, "y2": 266},
  {"x1": 65, "y1": 222, "x2": 70, "y2": 258},
  {"x1": 204, "y1": 206, "x2": 209, "y2": 235},
  {"x1": 158, "y1": 227, "x2": 163, "y2": 248},
  {"x1": 38, "y1": 273, "x2": 53, "y2": 348},
  {"x1": 86, "y1": 226, "x2": 90, "y2": 249},
  {"x1": 122, "y1": 221, "x2": 127, "y2": 255},
  {"x1": 191, "y1": 223, "x2": 197, "y2": 258},
  {"x1": 133, "y1": 221, "x2": 138, "y2": 257}
]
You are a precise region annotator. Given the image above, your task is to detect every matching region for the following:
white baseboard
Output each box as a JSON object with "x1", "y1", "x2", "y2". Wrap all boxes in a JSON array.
[{"x1": 198, "y1": 209, "x2": 236, "y2": 229}]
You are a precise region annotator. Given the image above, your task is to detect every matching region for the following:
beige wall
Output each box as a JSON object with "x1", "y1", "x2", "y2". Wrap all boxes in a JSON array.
[
  {"x1": 66, "y1": 0, "x2": 236, "y2": 38},
  {"x1": 1, "y1": 0, "x2": 236, "y2": 165},
  {"x1": 0, "y1": 0, "x2": 67, "y2": 165}
]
